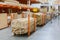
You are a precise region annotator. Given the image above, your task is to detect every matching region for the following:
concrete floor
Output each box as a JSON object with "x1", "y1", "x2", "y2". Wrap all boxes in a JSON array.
[{"x1": 0, "y1": 16, "x2": 60, "y2": 40}]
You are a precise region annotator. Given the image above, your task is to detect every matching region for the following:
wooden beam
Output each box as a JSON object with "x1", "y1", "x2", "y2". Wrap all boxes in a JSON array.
[{"x1": 28, "y1": 14, "x2": 30, "y2": 36}]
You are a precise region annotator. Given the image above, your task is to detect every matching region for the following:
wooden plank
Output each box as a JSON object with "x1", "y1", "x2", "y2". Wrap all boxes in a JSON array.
[{"x1": 28, "y1": 14, "x2": 30, "y2": 36}]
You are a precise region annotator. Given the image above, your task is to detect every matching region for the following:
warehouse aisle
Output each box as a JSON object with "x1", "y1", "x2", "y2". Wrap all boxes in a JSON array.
[
  {"x1": 0, "y1": 16, "x2": 60, "y2": 40},
  {"x1": 28, "y1": 16, "x2": 60, "y2": 40}
]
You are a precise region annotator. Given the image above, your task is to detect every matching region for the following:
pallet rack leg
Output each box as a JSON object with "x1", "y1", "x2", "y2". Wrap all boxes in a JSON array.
[
  {"x1": 28, "y1": 14, "x2": 30, "y2": 36},
  {"x1": 34, "y1": 14, "x2": 36, "y2": 32}
]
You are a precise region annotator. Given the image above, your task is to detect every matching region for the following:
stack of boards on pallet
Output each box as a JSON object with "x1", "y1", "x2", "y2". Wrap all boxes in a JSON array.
[
  {"x1": 0, "y1": 13, "x2": 8, "y2": 29},
  {"x1": 11, "y1": 13, "x2": 36, "y2": 35},
  {"x1": 32, "y1": 13, "x2": 46, "y2": 26},
  {"x1": 46, "y1": 13, "x2": 52, "y2": 21},
  {"x1": 46, "y1": 12, "x2": 55, "y2": 22},
  {"x1": 11, "y1": 18, "x2": 35, "y2": 35}
]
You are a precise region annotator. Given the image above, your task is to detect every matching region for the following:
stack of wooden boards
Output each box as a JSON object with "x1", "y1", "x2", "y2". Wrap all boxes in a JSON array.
[
  {"x1": 0, "y1": 13, "x2": 8, "y2": 29},
  {"x1": 32, "y1": 13, "x2": 46, "y2": 25},
  {"x1": 10, "y1": 13, "x2": 36, "y2": 36},
  {"x1": 11, "y1": 18, "x2": 36, "y2": 35}
]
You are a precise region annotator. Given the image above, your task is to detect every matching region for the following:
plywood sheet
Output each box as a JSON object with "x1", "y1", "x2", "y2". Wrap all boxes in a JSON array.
[{"x1": 0, "y1": 13, "x2": 8, "y2": 29}]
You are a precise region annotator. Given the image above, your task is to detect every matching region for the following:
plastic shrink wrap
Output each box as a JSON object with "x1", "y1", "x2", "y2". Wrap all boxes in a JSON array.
[
  {"x1": 32, "y1": 13, "x2": 46, "y2": 25},
  {"x1": 11, "y1": 18, "x2": 35, "y2": 34}
]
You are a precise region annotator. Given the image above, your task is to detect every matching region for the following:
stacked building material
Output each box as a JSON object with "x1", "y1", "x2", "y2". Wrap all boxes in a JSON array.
[
  {"x1": 46, "y1": 13, "x2": 51, "y2": 21},
  {"x1": 11, "y1": 17, "x2": 36, "y2": 35},
  {"x1": 32, "y1": 13, "x2": 46, "y2": 25},
  {"x1": 0, "y1": 13, "x2": 8, "y2": 29}
]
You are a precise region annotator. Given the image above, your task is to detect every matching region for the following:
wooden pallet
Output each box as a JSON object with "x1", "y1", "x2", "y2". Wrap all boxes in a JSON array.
[
  {"x1": 0, "y1": 26, "x2": 8, "y2": 30},
  {"x1": 37, "y1": 23, "x2": 45, "y2": 27}
]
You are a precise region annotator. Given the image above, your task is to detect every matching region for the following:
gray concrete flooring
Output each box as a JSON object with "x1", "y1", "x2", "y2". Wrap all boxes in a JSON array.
[{"x1": 0, "y1": 16, "x2": 60, "y2": 40}]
